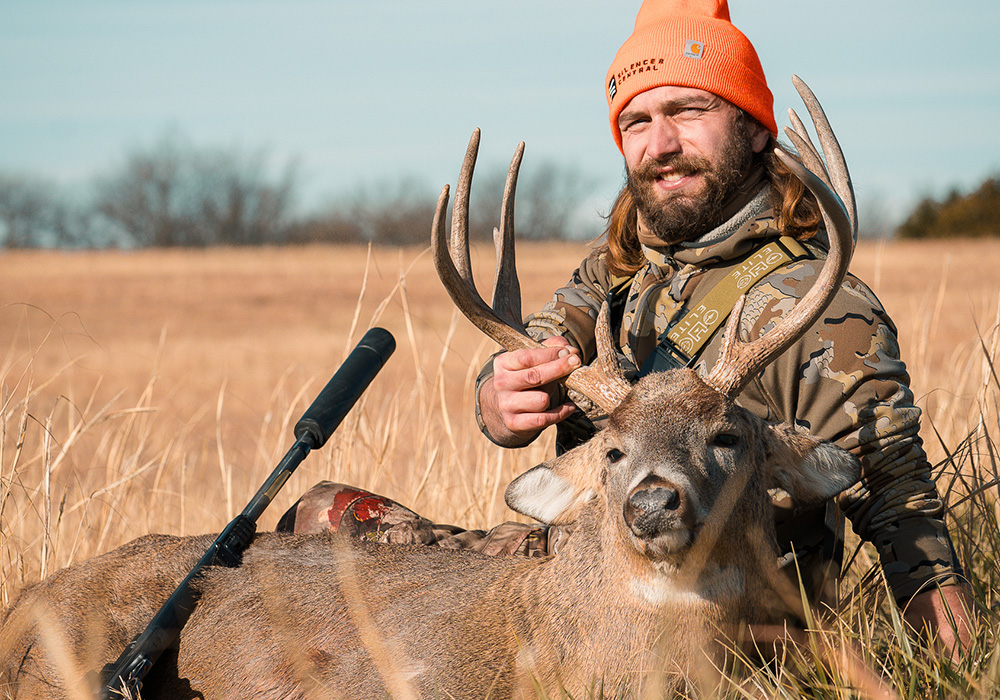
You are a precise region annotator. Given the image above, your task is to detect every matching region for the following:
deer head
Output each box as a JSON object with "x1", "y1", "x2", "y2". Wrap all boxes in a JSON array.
[{"x1": 505, "y1": 370, "x2": 859, "y2": 583}]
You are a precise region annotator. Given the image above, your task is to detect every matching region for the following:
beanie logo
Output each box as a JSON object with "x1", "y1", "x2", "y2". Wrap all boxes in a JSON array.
[
  {"x1": 611, "y1": 58, "x2": 666, "y2": 95},
  {"x1": 683, "y1": 40, "x2": 705, "y2": 60}
]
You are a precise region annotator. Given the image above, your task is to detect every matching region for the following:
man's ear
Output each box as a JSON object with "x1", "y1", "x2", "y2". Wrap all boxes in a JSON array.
[
  {"x1": 767, "y1": 423, "x2": 861, "y2": 507},
  {"x1": 749, "y1": 119, "x2": 771, "y2": 154},
  {"x1": 505, "y1": 441, "x2": 602, "y2": 525}
]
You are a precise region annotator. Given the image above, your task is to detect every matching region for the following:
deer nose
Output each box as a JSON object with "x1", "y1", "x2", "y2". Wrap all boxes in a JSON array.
[
  {"x1": 629, "y1": 486, "x2": 681, "y2": 514},
  {"x1": 623, "y1": 475, "x2": 687, "y2": 540}
]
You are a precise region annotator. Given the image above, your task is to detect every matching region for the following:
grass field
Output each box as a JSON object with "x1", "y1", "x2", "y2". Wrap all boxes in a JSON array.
[{"x1": 1, "y1": 238, "x2": 999, "y2": 697}]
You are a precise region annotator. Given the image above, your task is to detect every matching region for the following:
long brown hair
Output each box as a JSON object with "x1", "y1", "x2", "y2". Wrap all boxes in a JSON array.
[{"x1": 602, "y1": 136, "x2": 822, "y2": 277}]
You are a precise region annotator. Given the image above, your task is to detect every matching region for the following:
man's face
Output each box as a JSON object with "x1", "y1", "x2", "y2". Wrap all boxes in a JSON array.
[{"x1": 617, "y1": 86, "x2": 770, "y2": 245}]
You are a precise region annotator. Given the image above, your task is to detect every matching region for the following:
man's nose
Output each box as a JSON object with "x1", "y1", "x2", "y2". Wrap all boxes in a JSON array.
[{"x1": 646, "y1": 118, "x2": 682, "y2": 161}]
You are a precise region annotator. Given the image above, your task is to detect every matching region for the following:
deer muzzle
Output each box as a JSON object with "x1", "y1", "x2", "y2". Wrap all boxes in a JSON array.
[{"x1": 623, "y1": 474, "x2": 694, "y2": 553}]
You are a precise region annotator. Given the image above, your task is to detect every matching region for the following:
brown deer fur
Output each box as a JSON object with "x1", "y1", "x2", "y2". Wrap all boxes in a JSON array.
[{"x1": 1, "y1": 369, "x2": 858, "y2": 699}]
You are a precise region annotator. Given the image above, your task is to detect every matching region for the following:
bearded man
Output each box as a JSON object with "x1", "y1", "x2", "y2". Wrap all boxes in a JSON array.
[{"x1": 282, "y1": 0, "x2": 972, "y2": 656}]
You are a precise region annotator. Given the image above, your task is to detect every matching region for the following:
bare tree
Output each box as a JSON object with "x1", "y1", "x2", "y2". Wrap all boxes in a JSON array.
[
  {"x1": 4, "y1": 136, "x2": 596, "y2": 249},
  {"x1": 193, "y1": 149, "x2": 298, "y2": 246},
  {"x1": 466, "y1": 161, "x2": 599, "y2": 241},
  {"x1": 0, "y1": 173, "x2": 55, "y2": 248},
  {"x1": 299, "y1": 177, "x2": 437, "y2": 246},
  {"x1": 94, "y1": 134, "x2": 297, "y2": 247},
  {"x1": 516, "y1": 162, "x2": 598, "y2": 240},
  {"x1": 299, "y1": 160, "x2": 599, "y2": 247}
]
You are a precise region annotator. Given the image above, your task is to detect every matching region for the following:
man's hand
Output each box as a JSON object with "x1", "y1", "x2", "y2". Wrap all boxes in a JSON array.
[
  {"x1": 902, "y1": 584, "x2": 975, "y2": 663},
  {"x1": 478, "y1": 337, "x2": 581, "y2": 447}
]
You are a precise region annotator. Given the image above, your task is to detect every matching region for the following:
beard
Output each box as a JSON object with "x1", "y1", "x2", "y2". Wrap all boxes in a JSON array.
[{"x1": 626, "y1": 117, "x2": 755, "y2": 246}]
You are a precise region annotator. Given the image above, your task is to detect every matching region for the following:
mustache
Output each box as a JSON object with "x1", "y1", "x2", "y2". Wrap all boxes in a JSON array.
[{"x1": 629, "y1": 155, "x2": 713, "y2": 182}]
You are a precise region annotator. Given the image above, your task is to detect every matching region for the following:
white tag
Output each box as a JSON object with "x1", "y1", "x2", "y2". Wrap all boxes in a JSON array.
[{"x1": 684, "y1": 40, "x2": 705, "y2": 60}]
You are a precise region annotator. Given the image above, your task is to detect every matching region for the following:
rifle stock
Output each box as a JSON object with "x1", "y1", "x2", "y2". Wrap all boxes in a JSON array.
[{"x1": 100, "y1": 327, "x2": 395, "y2": 699}]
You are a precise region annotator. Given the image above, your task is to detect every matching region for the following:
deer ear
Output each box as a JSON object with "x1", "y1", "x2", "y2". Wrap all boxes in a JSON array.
[
  {"x1": 505, "y1": 445, "x2": 599, "y2": 525},
  {"x1": 767, "y1": 424, "x2": 860, "y2": 507}
]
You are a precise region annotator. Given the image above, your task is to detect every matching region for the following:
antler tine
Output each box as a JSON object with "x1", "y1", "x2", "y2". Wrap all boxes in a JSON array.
[
  {"x1": 449, "y1": 129, "x2": 480, "y2": 285},
  {"x1": 790, "y1": 75, "x2": 857, "y2": 236},
  {"x1": 432, "y1": 136, "x2": 538, "y2": 354},
  {"x1": 491, "y1": 142, "x2": 525, "y2": 330},
  {"x1": 783, "y1": 111, "x2": 829, "y2": 189},
  {"x1": 556, "y1": 302, "x2": 631, "y2": 416},
  {"x1": 433, "y1": 130, "x2": 631, "y2": 416},
  {"x1": 589, "y1": 302, "x2": 632, "y2": 405},
  {"x1": 704, "y1": 86, "x2": 854, "y2": 397}
]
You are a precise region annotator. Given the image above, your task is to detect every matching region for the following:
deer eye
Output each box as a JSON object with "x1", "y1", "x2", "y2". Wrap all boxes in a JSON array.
[
  {"x1": 606, "y1": 448, "x2": 626, "y2": 464},
  {"x1": 713, "y1": 433, "x2": 739, "y2": 448}
]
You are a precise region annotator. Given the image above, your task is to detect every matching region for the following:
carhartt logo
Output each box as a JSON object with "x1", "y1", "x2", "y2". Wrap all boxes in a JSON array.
[
  {"x1": 608, "y1": 76, "x2": 617, "y2": 100},
  {"x1": 684, "y1": 40, "x2": 705, "y2": 60}
]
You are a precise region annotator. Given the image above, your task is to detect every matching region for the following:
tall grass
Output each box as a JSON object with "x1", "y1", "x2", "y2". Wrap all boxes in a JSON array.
[
  {"x1": 0, "y1": 247, "x2": 553, "y2": 607},
  {"x1": 726, "y1": 333, "x2": 1000, "y2": 699},
  {"x1": 1, "y1": 241, "x2": 999, "y2": 697}
]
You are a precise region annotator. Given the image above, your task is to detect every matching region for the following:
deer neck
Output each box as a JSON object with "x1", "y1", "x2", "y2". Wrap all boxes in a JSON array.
[
  {"x1": 491, "y1": 506, "x2": 730, "y2": 691},
  {"x1": 560, "y1": 498, "x2": 772, "y2": 615}
]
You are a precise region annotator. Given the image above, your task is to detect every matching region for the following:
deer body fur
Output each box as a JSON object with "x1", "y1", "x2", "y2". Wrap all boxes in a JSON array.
[{"x1": 1, "y1": 370, "x2": 858, "y2": 699}]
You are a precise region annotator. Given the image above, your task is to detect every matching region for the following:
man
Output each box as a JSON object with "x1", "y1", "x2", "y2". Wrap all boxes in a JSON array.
[{"x1": 283, "y1": 0, "x2": 971, "y2": 655}]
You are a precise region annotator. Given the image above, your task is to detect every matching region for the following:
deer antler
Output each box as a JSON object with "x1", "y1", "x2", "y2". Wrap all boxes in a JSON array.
[
  {"x1": 704, "y1": 77, "x2": 857, "y2": 397},
  {"x1": 432, "y1": 129, "x2": 630, "y2": 415},
  {"x1": 783, "y1": 75, "x2": 857, "y2": 237}
]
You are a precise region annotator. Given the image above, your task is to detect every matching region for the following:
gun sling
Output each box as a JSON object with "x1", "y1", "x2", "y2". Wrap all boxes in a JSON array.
[{"x1": 639, "y1": 235, "x2": 813, "y2": 374}]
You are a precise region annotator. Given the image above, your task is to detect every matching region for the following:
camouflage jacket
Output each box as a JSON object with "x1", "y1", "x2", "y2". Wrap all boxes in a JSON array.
[{"x1": 477, "y1": 186, "x2": 960, "y2": 603}]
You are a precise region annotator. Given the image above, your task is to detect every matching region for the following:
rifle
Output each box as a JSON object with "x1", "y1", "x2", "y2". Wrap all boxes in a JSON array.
[{"x1": 100, "y1": 327, "x2": 396, "y2": 699}]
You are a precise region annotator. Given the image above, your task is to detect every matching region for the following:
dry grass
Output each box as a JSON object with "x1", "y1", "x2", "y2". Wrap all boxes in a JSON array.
[
  {"x1": 0, "y1": 242, "x2": 577, "y2": 595},
  {"x1": 1, "y1": 238, "x2": 999, "y2": 697}
]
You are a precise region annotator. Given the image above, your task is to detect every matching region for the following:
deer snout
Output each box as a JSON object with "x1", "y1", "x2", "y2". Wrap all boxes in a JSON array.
[
  {"x1": 623, "y1": 475, "x2": 692, "y2": 550},
  {"x1": 629, "y1": 484, "x2": 680, "y2": 515}
]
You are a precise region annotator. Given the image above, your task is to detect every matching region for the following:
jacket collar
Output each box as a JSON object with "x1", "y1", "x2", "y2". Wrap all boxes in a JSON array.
[{"x1": 641, "y1": 184, "x2": 779, "y2": 270}]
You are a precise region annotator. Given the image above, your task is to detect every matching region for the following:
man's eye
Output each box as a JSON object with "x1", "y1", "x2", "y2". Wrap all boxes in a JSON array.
[{"x1": 622, "y1": 117, "x2": 648, "y2": 132}]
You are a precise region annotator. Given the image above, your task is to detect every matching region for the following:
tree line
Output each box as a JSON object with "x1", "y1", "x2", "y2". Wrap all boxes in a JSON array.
[
  {"x1": 2, "y1": 134, "x2": 997, "y2": 248},
  {"x1": 897, "y1": 177, "x2": 1000, "y2": 239},
  {"x1": 0, "y1": 135, "x2": 598, "y2": 249}
]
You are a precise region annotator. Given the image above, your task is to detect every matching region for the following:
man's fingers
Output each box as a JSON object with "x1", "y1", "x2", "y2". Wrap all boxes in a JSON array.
[
  {"x1": 498, "y1": 343, "x2": 577, "y2": 370},
  {"x1": 483, "y1": 337, "x2": 582, "y2": 441},
  {"x1": 494, "y1": 346, "x2": 580, "y2": 390},
  {"x1": 496, "y1": 387, "x2": 560, "y2": 416},
  {"x1": 503, "y1": 400, "x2": 577, "y2": 434},
  {"x1": 539, "y1": 336, "x2": 573, "y2": 350}
]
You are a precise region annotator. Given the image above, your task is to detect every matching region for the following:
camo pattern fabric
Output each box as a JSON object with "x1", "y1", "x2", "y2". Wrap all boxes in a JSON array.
[{"x1": 476, "y1": 188, "x2": 961, "y2": 603}]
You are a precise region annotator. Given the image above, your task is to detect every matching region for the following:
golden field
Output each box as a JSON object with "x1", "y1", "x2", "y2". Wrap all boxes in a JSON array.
[
  {"x1": 1, "y1": 237, "x2": 999, "y2": 697},
  {"x1": 1, "y1": 241, "x2": 605, "y2": 595}
]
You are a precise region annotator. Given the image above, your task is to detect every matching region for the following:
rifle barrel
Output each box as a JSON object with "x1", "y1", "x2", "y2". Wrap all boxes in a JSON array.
[{"x1": 101, "y1": 327, "x2": 395, "y2": 699}]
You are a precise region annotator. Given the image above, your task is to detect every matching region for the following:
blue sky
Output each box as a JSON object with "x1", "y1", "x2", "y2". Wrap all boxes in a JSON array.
[{"x1": 3, "y1": 1, "x2": 999, "y2": 232}]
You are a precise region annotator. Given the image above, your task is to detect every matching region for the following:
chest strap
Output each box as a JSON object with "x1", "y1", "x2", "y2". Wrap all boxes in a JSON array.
[{"x1": 641, "y1": 235, "x2": 813, "y2": 374}]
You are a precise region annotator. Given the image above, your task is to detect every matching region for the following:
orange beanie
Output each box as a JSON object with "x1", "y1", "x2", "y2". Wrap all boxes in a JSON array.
[{"x1": 606, "y1": 0, "x2": 776, "y2": 153}]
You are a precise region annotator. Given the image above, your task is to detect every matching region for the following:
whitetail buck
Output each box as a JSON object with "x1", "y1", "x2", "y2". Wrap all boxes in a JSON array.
[{"x1": 1, "y1": 79, "x2": 860, "y2": 699}]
